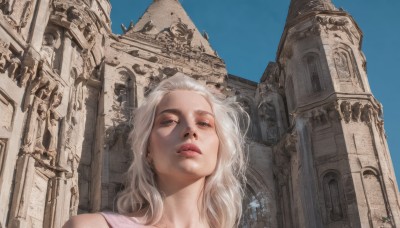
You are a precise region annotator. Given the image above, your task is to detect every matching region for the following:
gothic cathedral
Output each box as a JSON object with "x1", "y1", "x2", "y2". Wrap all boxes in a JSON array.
[{"x1": 0, "y1": 0, "x2": 399, "y2": 227}]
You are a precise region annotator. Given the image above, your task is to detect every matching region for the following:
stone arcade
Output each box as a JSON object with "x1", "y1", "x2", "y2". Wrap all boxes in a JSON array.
[{"x1": 0, "y1": 0, "x2": 399, "y2": 227}]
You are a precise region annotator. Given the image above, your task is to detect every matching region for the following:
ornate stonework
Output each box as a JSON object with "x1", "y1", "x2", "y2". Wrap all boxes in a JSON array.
[{"x1": 0, "y1": 0, "x2": 399, "y2": 227}]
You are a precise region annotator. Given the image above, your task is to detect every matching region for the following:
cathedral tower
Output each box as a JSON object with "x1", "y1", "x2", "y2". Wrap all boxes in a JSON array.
[
  {"x1": 89, "y1": 0, "x2": 228, "y2": 214},
  {"x1": 275, "y1": 0, "x2": 400, "y2": 227}
]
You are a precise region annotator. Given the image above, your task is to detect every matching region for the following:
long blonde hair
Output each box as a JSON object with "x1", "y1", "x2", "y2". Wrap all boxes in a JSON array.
[{"x1": 116, "y1": 75, "x2": 248, "y2": 227}]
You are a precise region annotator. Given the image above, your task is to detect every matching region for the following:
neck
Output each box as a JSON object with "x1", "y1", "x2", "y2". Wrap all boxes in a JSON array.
[{"x1": 156, "y1": 176, "x2": 209, "y2": 228}]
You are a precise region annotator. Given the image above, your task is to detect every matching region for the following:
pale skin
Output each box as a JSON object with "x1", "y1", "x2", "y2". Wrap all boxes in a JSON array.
[{"x1": 63, "y1": 90, "x2": 219, "y2": 228}]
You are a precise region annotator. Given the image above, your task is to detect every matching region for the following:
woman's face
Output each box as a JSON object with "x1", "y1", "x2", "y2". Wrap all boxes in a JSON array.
[{"x1": 148, "y1": 90, "x2": 219, "y2": 182}]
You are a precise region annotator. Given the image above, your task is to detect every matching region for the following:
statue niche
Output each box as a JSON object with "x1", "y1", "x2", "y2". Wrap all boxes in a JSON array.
[
  {"x1": 41, "y1": 27, "x2": 62, "y2": 71},
  {"x1": 3, "y1": 0, "x2": 33, "y2": 33},
  {"x1": 112, "y1": 68, "x2": 137, "y2": 124},
  {"x1": 333, "y1": 47, "x2": 364, "y2": 92},
  {"x1": 333, "y1": 51, "x2": 351, "y2": 81}
]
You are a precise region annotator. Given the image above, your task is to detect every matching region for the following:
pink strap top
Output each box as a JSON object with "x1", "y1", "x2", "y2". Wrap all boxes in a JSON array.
[{"x1": 100, "y1": 212, "x2": 147, "y2": 228}]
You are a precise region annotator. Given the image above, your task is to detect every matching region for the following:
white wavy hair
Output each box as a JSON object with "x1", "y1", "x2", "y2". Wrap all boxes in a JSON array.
[{"x1": 117, "y1": 74, "x2": 248, "y2": 227}]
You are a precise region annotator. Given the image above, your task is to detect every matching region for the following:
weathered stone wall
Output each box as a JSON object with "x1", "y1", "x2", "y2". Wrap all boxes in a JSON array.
[
  {"x1": 0, "y1": 0, "x2": 399, "y2": 227},
  {"x1": 277, "y1": 4, "x2": 400, "y2": 227}
]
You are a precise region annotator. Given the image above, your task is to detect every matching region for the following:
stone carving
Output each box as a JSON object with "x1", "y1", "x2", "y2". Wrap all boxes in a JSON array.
[
  {"x1": 156, "y1": 21, "x2": 195, "y2": 53},
  {"x1": 0, "y1": 41, "x2": 10, "y2": 72},
  {"x1": 162, "y1": 66, "x2": 178, "y2": 77},
  {"x1": 18, "y1": 50, "x2": 39, "y2": 87},
  {"x1": 19, "y1": 66, "x2": 35, "y2": 87},
  {"x1": 33, "y1": 103, "x2": 48, "y2": 155},
  {"x1": 334, "y1": 47, "x2": 364, "y2": 92},
  {"x1": 340, "y1": 101, "x2": 351, "y2": 123},
  {"x1": 0, "y1": 91, "x2": 14, "y2": 131},
  {"x1": 3, "y1": 0, "x2": 33, "y2": 32},
  {"x1": 316, "y1": 15, "x2": 360, "y2": 44},
  {"x1": 311, "y1": 108, "x2": 328, "y2": 126},
  {"x1": 45, "y1": 110, "x2": 60, "y2": 165},
  {"x1": 121, "y1": 20, "x2": 134, "y2": 34},
  {"x1": 67, "y1": 6, "x2": 83, "y2": 23},
  {"x1": 7, "y1": 54, "x2": 21, "y2": 79},
  {"x1": 140, "y1": 20, "x2": 155, "y2": 34},
  {"x1": 334, "y1": 51, "x2": 351, "y2": 80},
  {"x1": 132, "y1": 63, "x2": 148, "y2": 75},
  {"x1": 0, "y1": 1, "x2": 398, "y2": 228},
  {"x1": 351, "y1": 102, "x2": 362, "y2": 122},
  {"x1": 338, "y1": 100, "x2": 384, "y2": 134},
  {"x1": 361, "y1": 104, "x2": 373, "y2": 123},
  {"x1": 105, "y1": 56, "x2": 120, "y2": 67},
  {"x1": 291, "y1": 24, "x2": 321, "y2": 40},
  {"x1": 41, "y1": 30, "x2": 60, "y2": 68}
]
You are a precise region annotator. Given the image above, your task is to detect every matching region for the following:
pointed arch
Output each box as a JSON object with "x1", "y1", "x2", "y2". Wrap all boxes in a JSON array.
[
  {"x1": 241, "y1": 167, "x2": 274, "y2": 227},
  {"x1": 333, "y1": 44, "x2": 365, "y2": 92},
  {"x1": 321, "y1": 170, "x2": 346, "y2": 223}
]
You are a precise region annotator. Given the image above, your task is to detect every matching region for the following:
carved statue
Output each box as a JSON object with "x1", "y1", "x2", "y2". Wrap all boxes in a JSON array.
[
  {"x1": 36, "y1": 82, "x2": 56, "y2": 101},
  {"x1": 351, "y1": 102, "x2": 362, "y2": 122},
  {"x1": 132, "y1": 63, "x2": 148, "y2": 75},
  {"x1": 18, "y1": 66, "x2": 35, "y2": 87},
  {"x1": 30, "y1": 68, "x2": 49, "y2": 95},
  {"x1": 361, "y1": 104, "x2": 373, "y2": 123},
  {"x1": 114, "y1": 84, "x2": 127, "y2": 108},
  {"x1": 334, "y1": 52, "x2": 351, "y2": 80},
  {"x1": 7, "y1": 55, "x2": 21, "y2": 79},
  {"x1": 83, "y1": 23, "x2": 95, "y2": 42},
  {"x1": 340, "y1": 101, "x2": 351, "y2": 123},
  {"x1": 67, "y1": 6, "x2": 82, "y2": 23},
  {"x1": 46, "y1": 110, "x2": 59, "y2": 165},
  {"x1": 0, "y1": 41, "x2": 10, "y2": 72},
  {"x1": 50, "y1": 91, "x2": 63, "y2": 109},
  {"x1": 34, "y1": 103, "x2": 47, "y2": 155},
  {"x1": 41, "y1": 32, "x2": 57, "y2": 67}
]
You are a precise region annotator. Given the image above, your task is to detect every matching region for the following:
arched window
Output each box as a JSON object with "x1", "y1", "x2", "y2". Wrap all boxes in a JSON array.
[
  {"x1": 362, "y1": 169, "x2": 389, "y2": 227},
  {"x1": 323, "y1": 171, "x2": 344, "y2": 222},
  {"x1": 241, "y1": 169, "x2": 273, "y2": 227},
  {"x1": 304, "y1": 54, "x2": 323, "y2": 93}
]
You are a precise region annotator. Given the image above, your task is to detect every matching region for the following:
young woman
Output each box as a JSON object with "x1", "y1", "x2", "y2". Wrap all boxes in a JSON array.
[{"x1": 63, "y1": 75, "x2": 248, "y2": 228}]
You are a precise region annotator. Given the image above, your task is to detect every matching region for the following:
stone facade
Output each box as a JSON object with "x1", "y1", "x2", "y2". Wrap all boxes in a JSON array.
[{"x1": 0, "y1": 0, "x2": 398, "y2": 227}]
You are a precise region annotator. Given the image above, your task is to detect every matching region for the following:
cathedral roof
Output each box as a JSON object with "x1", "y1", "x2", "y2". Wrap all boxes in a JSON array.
[
  {"x1": 286, "y1": 0, "x2": 338, "y2": 24},
  {"x1": 127, "y1": 0, "x2": 216, "y2": 56}
]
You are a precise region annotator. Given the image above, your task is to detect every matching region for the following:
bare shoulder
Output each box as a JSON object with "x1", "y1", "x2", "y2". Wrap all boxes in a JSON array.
[{"x1": 63, "y1": 213, "x2": 109, "y2": 228}]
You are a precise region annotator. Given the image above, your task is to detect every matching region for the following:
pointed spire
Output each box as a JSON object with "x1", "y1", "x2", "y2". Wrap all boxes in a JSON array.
[
  {"x1": 286, "y1": 0, "x2": 338, "y2": 24},
  {"x1": 128, "y1": 0, "x2": 216, "y2": 56}
]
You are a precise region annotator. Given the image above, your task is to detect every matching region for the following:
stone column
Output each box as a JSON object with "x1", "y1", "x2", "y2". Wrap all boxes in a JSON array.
[
  {"x1": 59, "y1": 33, "x2": 73, "y2": 83},
  {"x1": 8, "y1": 156, "x2": 36, "y2": 228},
  {"x1": 28, "y1": 0, "x2": 51, "y2": 51}
]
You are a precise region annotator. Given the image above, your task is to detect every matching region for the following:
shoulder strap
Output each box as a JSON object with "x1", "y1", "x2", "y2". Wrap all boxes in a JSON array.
[{"x1": 99, "y1": 212, "x2": 144, "y2": 228}]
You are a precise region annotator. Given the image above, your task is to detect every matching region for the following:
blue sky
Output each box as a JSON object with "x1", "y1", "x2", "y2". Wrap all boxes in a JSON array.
[{"x1": 109, "y1": 0, "x2": 400, "y2": 185}]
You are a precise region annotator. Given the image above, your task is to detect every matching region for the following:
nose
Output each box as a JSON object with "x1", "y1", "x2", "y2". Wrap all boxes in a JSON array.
[{"x1": 183, "y1": 126, "x2": 198, "y2": 139}]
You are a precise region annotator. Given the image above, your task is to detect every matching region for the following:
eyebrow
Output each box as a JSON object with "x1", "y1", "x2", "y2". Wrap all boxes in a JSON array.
[{"x1": 157, "y1": 109, "x2": 214, "y2": 117}]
